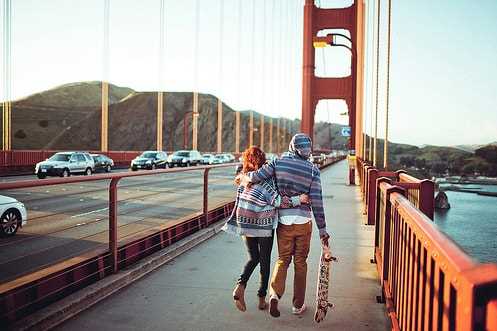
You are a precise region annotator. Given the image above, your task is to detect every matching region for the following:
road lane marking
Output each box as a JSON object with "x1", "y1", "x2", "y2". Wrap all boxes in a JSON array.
[{"x1": 71, "y1": 207, "x2": 108, "y2": 218}]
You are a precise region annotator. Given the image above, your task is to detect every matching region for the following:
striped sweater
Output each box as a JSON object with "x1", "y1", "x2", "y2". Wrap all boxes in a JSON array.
[
  {"x1": 222, "y1": 178, "x2": 300, "y2": 237},
  {"x1": 246, "y1": 133, "x2": 328, "y2": 236}
]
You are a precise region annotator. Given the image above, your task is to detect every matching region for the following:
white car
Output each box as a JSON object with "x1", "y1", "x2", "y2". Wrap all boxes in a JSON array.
[{"x1": 0, "y1": 195, "x2": 27, "y2": 237}]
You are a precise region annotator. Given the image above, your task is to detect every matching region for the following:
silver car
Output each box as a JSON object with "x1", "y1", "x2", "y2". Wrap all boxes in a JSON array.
[{"x1": 35, "y1": 152, "x2": 95, "y2": 179}]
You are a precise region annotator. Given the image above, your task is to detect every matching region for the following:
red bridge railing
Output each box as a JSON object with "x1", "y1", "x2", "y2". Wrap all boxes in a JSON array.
[
  {"x1": 0, "y1": 163, "x2": 236, "y2": 325},
  {"x1": 357, "y1": 158, "x2": 497, "y2": 331}
]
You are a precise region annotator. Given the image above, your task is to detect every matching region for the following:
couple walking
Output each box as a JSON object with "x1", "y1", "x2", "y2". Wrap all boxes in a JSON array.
[{"x1": 222, "y1": 133, "x2": 329, "y2": 318}]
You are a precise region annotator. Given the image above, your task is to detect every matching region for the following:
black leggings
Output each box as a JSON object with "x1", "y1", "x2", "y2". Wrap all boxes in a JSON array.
[{"x1": 237, "y1": 235, "x2": 274, "y2": 297}]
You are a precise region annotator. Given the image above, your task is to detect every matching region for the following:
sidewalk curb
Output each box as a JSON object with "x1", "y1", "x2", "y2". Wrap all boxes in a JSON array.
[{"x1": 12, "y1": 222, "x2": 226, "y2": 331}]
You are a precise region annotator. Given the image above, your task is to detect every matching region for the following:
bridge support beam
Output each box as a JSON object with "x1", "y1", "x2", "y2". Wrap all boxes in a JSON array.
[
  {"x1": 192, "y1": 92, "x2": 199, "y2": 151},
  {"x1": 301, "y1": 0, "x2": 365, "y2": 154},
  {"x1": 157, "y1": 92, "x2": 164, "y2": 151},
  {"x1": 217, "y1": 98, "x2": 222, "y2": 153}
]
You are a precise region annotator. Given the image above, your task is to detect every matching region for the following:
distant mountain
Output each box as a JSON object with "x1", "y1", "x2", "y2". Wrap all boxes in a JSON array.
[
  {"x1": 15, "y1": 81, "x2": 134, "y2": 109},
  {"x1": 452, "y1": 142, "x2": 497, "y2": 153}
]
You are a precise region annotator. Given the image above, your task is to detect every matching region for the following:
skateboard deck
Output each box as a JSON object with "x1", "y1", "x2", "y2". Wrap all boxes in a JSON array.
[{"x1": 314, "y1": 243, "x2": 337, "y2": 323}]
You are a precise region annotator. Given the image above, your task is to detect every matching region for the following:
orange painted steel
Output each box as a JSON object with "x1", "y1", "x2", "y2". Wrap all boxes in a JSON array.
[
  {"x1": 301, "y1": 0, "x2": 363, "y2": 150},
  {"x1": 357, "y1": 158, "x2": 497, "y2": 330}
]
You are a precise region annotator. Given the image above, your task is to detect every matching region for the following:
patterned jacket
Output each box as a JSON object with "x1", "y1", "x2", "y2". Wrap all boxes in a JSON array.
[{"x1": 222, "y1": 178, "x2": 299, "y2": 237}]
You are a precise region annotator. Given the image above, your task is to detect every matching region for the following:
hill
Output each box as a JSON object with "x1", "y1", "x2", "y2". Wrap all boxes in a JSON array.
[{"x1": 9, "y1": 81, "x2": 347, "y2": 152}]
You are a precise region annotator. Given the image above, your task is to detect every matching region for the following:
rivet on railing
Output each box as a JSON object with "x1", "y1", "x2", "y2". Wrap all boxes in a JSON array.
[{"x1": 433, "y1": 252, "x2": 438, "y2": 258}]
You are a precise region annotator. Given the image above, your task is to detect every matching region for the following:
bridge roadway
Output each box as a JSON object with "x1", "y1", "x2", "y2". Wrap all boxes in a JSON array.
[
  {"x1": 56, "y1": 161, "x2": 390, "y2": 331},
  {"x1": 0, "y1": 167, "x2": 237, "y2": 283}
]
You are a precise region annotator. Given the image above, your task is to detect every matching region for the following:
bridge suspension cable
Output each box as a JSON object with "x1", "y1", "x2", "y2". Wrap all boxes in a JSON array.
[
  {"x1": 101, "y1": 0, "x2": 110, "y2": 152},
  {"x1": 249, "y1": 0, "x2": 256, "y2": 147},
  {"x1": 157, "y1": 0, "x2": 165, "y2": 151},
  {"x1": 373, "y1": 0, "x2": 381, "y2": 167},
  {"x1": 260, "y1": 0, "x2": 267, "y2": 151},
  {"x1": 368, "y1": 0, "x2": 375, "y2": 163},
  {"x1": 2, "y1": 0, "x2": 12, "y2": 151},
  {"x1": 235, "y1": 0, "x2": 242, "y2": 154},
  {"x1": 191, "y1": 0, "x2": 200, "y2": 151},
  {"x1": 217, "y1": 0, "x2": 224, "y2": 153},
  {"x1": 383, "y1": 0, "x2": 392, "y2": 170}
]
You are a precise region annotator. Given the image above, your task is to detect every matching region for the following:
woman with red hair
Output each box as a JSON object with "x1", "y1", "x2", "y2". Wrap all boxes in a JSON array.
[{"x1": 222, "y1": 146, "x2": 308, "y2": 312}]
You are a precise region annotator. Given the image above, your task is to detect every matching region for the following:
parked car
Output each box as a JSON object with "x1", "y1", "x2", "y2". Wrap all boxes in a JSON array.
[
  {"x1": 169, "y1": 150, "x2": 202, "y2": 167},
  {"x1": 0, "y1": 195, "x2": 28, "y2": 237},
  {"x1": 201, "y1": 154, "x2": 215, "y2": 165},
  {"x1": 91, "y1": 154, "x2": 114, "y2": 173},
  {"x1": 222, "y1": 153, "x2": 236, "y2": 163},
  {"x1": 35, "y1": 152, "x2": 95, "y2": 179},
  {"x1": 212, "y1": 154, "x2": 227, "y2": 164},
  {"x1": 131, "y1": 151, "x2": 168, "y2": 171}
]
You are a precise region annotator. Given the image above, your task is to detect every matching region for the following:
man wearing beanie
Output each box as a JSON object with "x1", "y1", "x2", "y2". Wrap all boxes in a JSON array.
[{"x1": 237, "y1": 133, "x2": 330, "y2": 318}]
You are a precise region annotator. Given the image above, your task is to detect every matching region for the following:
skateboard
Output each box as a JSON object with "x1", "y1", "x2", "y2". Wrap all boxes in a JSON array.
[{"x1": 314, "y1": 242, "x2": 337, "y2": 323}]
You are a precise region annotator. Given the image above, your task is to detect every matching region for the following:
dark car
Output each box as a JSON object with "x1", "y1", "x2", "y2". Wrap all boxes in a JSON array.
[
  {"x1": 169, "y1": 150, "x2": 202, "y2": 167},
  {"x1": 131, "y1": 151, "x2": 168, "y2": 171},
  {"x1": 91, "y1": 154, "x2": 114, "y2": 173},
  {"x1": 35, "y1": 152, "x2": 95, "y2": 179}
]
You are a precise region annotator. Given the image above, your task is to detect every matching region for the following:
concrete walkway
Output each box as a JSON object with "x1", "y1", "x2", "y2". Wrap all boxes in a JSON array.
[{"x1": 56, "y1": 161, "x2": 389, "y2": 331}]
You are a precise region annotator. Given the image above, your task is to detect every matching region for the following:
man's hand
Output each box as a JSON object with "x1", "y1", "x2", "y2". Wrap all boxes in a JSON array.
[
  {"x1": 299, "y1": 193, "x2": 310, "y2": 205},
  {"x1": 320, "y1": 232, "x2": 330, "y2": 247}
]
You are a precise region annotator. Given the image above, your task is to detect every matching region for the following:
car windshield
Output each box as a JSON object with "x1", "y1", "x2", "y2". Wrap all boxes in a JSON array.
[
  {"x1": 49, "y1": 154, "x2": 71, "y2": 162},
  {"x1": 174, "y1": 151, "x2": 190, "y2": 157},
  {"x1": 203, "y1": 154, "x2": 212, "y2": 158},
  {"x1": 215, "y1": 155, "x2": 224, "y2": 159},
  {"x1": 140, "y1": 152, "x2": 157, "y2": 159}
]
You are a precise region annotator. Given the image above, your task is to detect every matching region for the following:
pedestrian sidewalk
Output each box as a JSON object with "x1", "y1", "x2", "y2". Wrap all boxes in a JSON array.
[{"x1": 56, "y1": 161, "x2": 389, "y2": 331}]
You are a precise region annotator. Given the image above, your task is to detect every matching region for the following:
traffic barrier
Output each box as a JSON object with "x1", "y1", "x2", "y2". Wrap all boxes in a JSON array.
[{"x1": 357, "y1": 158, "x2": 497, "y2": 330}]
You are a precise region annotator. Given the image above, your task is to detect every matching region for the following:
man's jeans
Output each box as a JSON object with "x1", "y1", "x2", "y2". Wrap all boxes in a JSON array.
[
  {"x1": 237, "y1": 235, "x2": 274, "y2": 297},
  {"x1": 270, "y1": 221, "x2": 312, "y2": 309}
]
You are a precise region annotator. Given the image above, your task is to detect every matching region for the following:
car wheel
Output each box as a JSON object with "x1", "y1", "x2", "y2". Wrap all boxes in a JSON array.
[
  {"x1": 169, "y1": 164, "x2": 174, "y2": 168},
  {"x1": 0, "y1": 209, "x2": 21, "y2": 237},
  {"x1": 151, "y1": 164, "x2": 156, "y2": 170},
  {"x1": 186, "y1": 162, "x2": 190, "y2": 167},
  {"x1": 37, "y1": 174, "x2": 46, "y2": 179},
  {"x1": 61, "y1": 169, "x2": 70, "y2": 178},
  {"x1": 106, "y1": 165, "x2": 111, "y2": 172},
  {"x1": 85, "y1": 168, "x2": 92, "y2": 176}
]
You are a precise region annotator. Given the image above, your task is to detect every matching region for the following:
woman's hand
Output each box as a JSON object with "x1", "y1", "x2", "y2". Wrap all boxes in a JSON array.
[
  {"x1": 235, "y1": 174, "x2": 251, "y2": 187},
  {"x1": 299, "y1": 193, "x2": 310, "y2": 204}
]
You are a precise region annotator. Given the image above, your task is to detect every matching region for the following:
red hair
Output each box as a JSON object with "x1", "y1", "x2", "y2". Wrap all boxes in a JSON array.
[{"x1": 242, "y1": 146, "x2": 266, "y2": 173}]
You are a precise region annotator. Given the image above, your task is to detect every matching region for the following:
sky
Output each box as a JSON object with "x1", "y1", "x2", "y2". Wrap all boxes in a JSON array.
[{"x1": 1, "y1": 0, "x2": 497, "y2": 147}]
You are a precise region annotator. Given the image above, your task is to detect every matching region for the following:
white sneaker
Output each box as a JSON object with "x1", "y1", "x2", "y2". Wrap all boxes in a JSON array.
[{"x1": 292, "y1": 303, "x2": 307, "y2": 315}]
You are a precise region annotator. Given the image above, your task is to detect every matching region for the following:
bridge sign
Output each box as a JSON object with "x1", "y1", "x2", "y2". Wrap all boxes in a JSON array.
[{"x1": 341, "y1": 126, "x2": 351, "y2": 137}]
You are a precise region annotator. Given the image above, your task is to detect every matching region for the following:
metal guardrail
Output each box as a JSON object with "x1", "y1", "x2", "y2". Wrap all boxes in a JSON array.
[
  {"x1": 0, "y1": 163, "x2": 237, "y2": 325},
  {"x1": 357, "y1": 158, "x2": 497, "y2": 331}
]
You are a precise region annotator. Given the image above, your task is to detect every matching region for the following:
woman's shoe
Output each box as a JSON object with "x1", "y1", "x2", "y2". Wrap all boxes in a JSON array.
[
  {"x1": 233, "y1": 284, "x2": 246, "y2": 312},
  {"x1": 258, "y1": 296, "x2": 267, "y2": 310}
]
